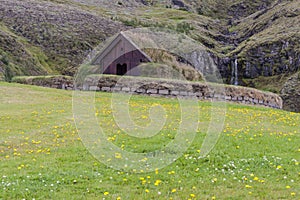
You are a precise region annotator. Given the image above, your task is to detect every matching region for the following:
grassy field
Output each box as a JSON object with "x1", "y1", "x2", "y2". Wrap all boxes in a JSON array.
[{"x1": 0, "y1": 82, "x2": 299, "y2": 199}]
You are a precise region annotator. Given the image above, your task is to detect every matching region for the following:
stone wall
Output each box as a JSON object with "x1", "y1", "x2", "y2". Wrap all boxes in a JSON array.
[
  {"x1": 12, "y1": 75, "x2": 283, "y2": 109},
  {"x1": 12, "y1": 75, "x2": 74, "y2": 90},
  {"x1": 80, "y1": 75, "x2": 282, "y2": 109}
]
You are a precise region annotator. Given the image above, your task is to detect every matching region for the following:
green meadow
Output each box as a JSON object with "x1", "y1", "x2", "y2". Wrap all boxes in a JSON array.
[{"x1": 0, "y1": 82, "x2": 299, "y2": 199}]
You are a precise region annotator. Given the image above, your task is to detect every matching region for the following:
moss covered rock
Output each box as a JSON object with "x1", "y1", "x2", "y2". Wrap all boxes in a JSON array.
[{"x1": 281, "y1": 72, "x2": 300, "y2": 112}]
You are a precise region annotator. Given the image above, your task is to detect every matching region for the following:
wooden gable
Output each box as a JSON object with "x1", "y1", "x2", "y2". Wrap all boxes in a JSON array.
[{"x1": 91, "y1": 32, "x2": 152, "y2": 76}]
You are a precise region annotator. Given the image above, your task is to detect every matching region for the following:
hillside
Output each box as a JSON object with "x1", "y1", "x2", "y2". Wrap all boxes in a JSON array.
[
  {"x1": 0, "y1": 0, "x2": 299, "y2": 103},
  {"x1": 0, "y1": 0, "x2": 125, "y2": 79},
  {"x1": 0, "y1": 23, "x2": 52, "y2": 81}
]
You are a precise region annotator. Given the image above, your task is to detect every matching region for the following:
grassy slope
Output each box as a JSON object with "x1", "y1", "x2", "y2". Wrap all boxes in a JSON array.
[
  {"x1": 0, "y1": 23, "x2": 55, "y2": 81},
  {"x1": 231, "y1": 0, "x2": 300, "y2": 57},
  {"x1": 0, "y1": 83, "x2": 299, "y2": 199},
  {"x1": 175, "y1": 0, "x2": 275, "y2": 19},
  {"x1": 0, "y1": 0, "x2": 125, "y2": 78}
]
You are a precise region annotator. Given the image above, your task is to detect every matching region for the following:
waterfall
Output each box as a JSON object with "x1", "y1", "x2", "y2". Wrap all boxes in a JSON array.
[
  {"x1": 234, "y1": 58, "x2": 238, "y2": 85},
  {"x1": 231, "y1": 58, "x2": 239, "y2": 85}
]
